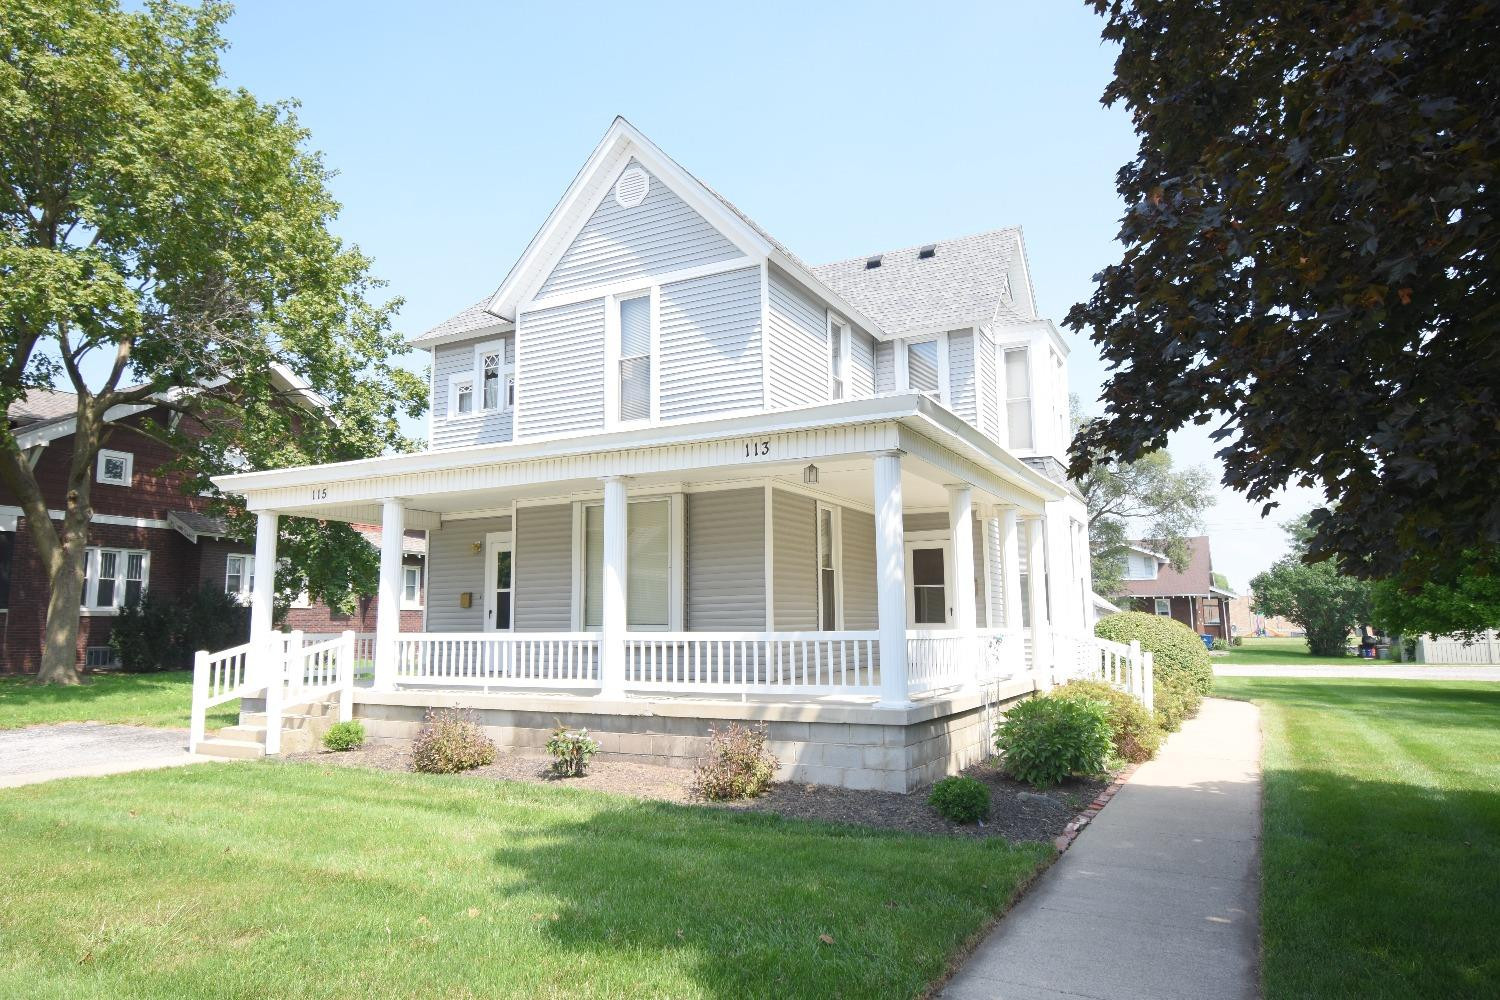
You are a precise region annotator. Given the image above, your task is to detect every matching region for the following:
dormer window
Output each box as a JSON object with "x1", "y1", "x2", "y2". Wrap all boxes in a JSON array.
[
  {"x1": 906, "y1": 340, "x2": 940, "y2": 398},
  {"x1": 96, "y1": 449, "x2": 133, "y2": 487}
]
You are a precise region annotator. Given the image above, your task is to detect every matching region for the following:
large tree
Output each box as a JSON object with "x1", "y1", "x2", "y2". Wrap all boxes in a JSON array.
[
  {"x1": 1251, "y1": 517, "x2": 1373, "y2": 656},
  {"x1": 1074, "y1": 399, "x2": 1214, "y2": 602},
  {"x1": 1068, "y1": 1, "x2": 1500, "y2": 588},
  {"x1": 0, "y1": 1, "x2": 425, "y2": 684},
  {"x1": 1371, "y1": 551, "x2": 1500, "y2": 640}
]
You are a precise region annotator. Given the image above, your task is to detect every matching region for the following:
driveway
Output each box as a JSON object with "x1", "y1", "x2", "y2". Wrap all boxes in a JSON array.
[
  {"x1": 1214, "y1": 664, "x2": 1500, "y2": 680},
  {"x1": 0, "y1": 724, "x2": 207, "y2": 788}
]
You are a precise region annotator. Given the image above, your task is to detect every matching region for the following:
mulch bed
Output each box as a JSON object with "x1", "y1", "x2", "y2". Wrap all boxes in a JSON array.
[{"x1": 282, "y1": 743, "x2": 1110, "y2": 843}]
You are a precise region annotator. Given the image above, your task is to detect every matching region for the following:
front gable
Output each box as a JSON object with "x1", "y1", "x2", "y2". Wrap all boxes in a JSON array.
[{"x1": 535, "y1": 159, "x2": 743, "y2": 300}]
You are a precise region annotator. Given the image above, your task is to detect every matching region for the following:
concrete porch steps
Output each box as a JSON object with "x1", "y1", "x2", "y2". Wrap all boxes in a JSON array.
[
  {"x1": 194, "y1": 695, "x2": 342, "y2": 760},
  {"x1": 192, "y1": 737, "x2": 267, "y2": 760}
]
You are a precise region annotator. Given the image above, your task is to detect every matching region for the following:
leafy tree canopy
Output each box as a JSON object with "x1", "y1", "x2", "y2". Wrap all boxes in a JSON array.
[
  {"x1": 0, "y1": 0, "x2": 425, "y2": 682},
  {"x1": 1251, "y1": 517, "x2": 1373, "y2": 656},
  {"x1": 1069, "y1": 1, "x2": 1500, "y2": 588},
  {"x1": 1371, "y1": 550, "x2": 1500, "y2": 638}
]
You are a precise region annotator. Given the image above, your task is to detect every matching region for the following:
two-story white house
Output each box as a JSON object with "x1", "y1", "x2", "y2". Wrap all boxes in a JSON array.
[{"x1": 198, "y1": 119, "x2": 1147, "y2": 792}]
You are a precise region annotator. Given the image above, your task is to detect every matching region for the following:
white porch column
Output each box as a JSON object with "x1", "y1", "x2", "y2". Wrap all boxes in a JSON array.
[
  {"x1": 947, "y1": 485, "x2": 976, "y2": 634},
  {"x1": 373, "y1": 498, "x2": 406, "y2": 691},
  {"x1": 999, "y1": 506, "x2": 1024, "y2": 630},
  {"x1": 1024, "y1": 515, "x2": 1053, "y2": 687},
  {"x1": 250, "y1": 510, "x2": 279, "y2": 678},
  {"x1": 599, "y1": 475, "x2": 628, "y2": 699},
  {"x1": 873, "y1": 450, "x2": 910, "y2": 707}
]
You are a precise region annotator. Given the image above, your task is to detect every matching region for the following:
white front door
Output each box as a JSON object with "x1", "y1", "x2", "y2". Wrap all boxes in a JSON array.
[
  {"x1": 483, "y1": 532, "x2": 513, "y2": 631},
  {"x1": 905, "y1": 540, "x2": 953, "y2": 628}
]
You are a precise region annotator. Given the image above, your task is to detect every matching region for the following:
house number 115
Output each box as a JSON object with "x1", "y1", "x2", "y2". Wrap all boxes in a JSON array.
[{"x1": 743, "y1": 439, "x2": 772, "y2": 458}]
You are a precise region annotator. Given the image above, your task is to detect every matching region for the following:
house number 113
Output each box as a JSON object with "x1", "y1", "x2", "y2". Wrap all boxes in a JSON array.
[{"x1": 743, "y1": 439, "x2": 772, "y2": 458}]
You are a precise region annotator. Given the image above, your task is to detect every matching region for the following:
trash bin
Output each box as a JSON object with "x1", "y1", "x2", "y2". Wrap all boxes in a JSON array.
[{"x1": 1200, "y1": 634, "x2": 1214, "y2": 651}]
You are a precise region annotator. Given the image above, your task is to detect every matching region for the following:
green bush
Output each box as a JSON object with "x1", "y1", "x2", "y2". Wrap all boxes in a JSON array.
[
  {"x1": 693, "y1": 723, "x2": 778, "y2": 801},
  {"x1": 1211, "y1": 638, "x2": 1231, "y2": 652},
  {"x1": 1094, "y1": 611, "x2": 1213, "y2": 731},
  {"x1": 994, "y1": 696, "x2": 1113, "y2": 788},
  {"x1": 322, "y1": 720, "x2": 365, "y2": 752},
  {"x1": 411, "y1": 709, "x2": 496, "y2": 774},
  {"x1": 110, "y1": 585, "x2": 250, "y2": 672},
  {"x1": 1051, "y1": 680, "x2": 1162, "y2": 763},
  {"x1": 928, "y1": 775, "x2": 991, "y2": 824},
  {"x1": 546, "y1": 726, "x2": 599, "y2": 777}
]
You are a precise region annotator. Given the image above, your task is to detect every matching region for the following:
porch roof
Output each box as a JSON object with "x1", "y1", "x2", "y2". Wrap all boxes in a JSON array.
[{"x1": 213, "y1": 394, "x2": 1065, "y2": 527}]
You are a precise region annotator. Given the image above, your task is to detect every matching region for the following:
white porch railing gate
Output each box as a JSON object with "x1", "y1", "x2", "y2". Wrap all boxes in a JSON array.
[{"x1": 1053, "y1": 632, "x2": 1154, "y2": 710}]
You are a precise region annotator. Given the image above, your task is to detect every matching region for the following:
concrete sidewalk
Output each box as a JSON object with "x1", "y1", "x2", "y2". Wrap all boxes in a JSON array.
[
  {"x1": 943, "y1": 698, "x2": 1261, "y2": 1000},
  {"x1": 1214, "y1": 663, "x2": 1500, "y2": 680},
  {"x1": 0, "y1": 723, "x2": 211, "y2": 789}
]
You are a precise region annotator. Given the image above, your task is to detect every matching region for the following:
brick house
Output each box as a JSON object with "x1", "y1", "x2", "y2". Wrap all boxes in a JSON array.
[
  {"x1": 1, "y1": 385, "x2": 423, "y2": 673},
  {"x1": 1119, "y1": 536, "x2": 1234, "y2": 642}
]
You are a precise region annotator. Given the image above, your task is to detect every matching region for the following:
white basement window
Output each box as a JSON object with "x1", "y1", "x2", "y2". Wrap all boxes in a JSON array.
[{"x1": 96, "y1": 449, "x2": 133, "y2": 487}]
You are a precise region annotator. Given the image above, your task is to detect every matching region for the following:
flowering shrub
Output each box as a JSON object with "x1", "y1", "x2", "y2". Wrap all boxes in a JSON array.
[
  {"x1": 411, "y1": 709, "x2": 496, "y2": 774},
  {"x1": 693, "y1": 723, "x2": 778, "y2": 801},
  {"x1": 546, "y1": 726, "x2": 599, "y2": 777}
]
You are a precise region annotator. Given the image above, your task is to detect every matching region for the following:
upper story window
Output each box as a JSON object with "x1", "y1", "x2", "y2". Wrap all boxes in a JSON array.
[
  {"x1": 827, "y1": 317, "x2": 850, "y2": 401},
  {"x1": 616, "y1": 294, "x2": 652, "y2": 423},
  {"x1": 1004, "y1": 347, "x2": 1033, "y2": 450},
  {"x1": 476, "y1": 340, "x2": 513, "y2": 413},
  {"x1": 1053, "y1": 348, "x2": 1068, "y2": 450},
  {"x1": 96, "y1": 449, "x2": 133, "y2": 487},
  {"x1": 85, "y1": 547, "x2": 147, "y2": 610},
  {"x1": 1122, "y1": 553, "x2": 1159, "y2": 580},
  {"x1": 906, "y1": 339, "x2": 941, "y2": 399},
  {"x1": 448, "y1": 375, "x2": 474, "y2": 417}
]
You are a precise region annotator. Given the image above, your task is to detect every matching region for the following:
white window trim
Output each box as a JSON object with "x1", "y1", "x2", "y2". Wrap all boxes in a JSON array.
[
  {"x1": 474, "y1": 339, "x2": 513, "y2": 415},
  {"x1": 570, "y1": 493, "x2": 683, "y2": 631},
  {"x1": 82, "y1": 546, "x2": 149, "y2": 613},
  {"x1": 604, "y1": 289, "x2": 658, "y2": 430},
  {"x1": 447, "y1": 373, "x2": 476, "y2": 419},
  {"x1": 814, "y1": 501, "x2": 844, "y2": 630},
  {"x1": 904, "y1": 531, "x2": 954, "y2": 629},
  {"x1": 224, "y1": 552, "x2": 255, "y2": 605},
  {"x1": 401, "y1": 562, "x2": 424, "y2": 610},
  {"x1": 895, "y1": 333, "x2": 950, "y2": 405},
  {"x1": 1154, "y1": 597, "x2": 1172, "y2": 616},
  {"x1": 1002, "y1": 343, "x2": 1035, "y2": 451},
  {"x1": 483, "y1": 531, "x2": 514, "y2": 632},
  {"x1": 826, "y1": 314, "x2": 851, "y2": 402},
  {"x1": 96, "y1": 449, "x2": 134, "y2": 487}
]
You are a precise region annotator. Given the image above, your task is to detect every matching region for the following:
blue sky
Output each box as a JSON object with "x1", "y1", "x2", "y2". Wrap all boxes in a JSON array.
[{"x1": 210, "y1": 0, "x2": 1317, "y2": 589}]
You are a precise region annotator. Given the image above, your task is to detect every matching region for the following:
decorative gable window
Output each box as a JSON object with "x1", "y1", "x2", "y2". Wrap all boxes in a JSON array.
[
  {"x1": 477, "y1": 340, "x2": 513, "y2": 413},
  {"x1": 827, "y1": 316, "x2": 850, "y2": 401},
  {"x1": 615, "y1": 294, "x2": 652, "y2": 423},
  {"x1": 96, "y1": 449, "x2": 133, "y2": 487},
  {"x1": 84, "y1": 547, "x2": 148, "y2": 610},
  {"x1": 449, "y1": 375, "x2": 474, "y2": 417}
]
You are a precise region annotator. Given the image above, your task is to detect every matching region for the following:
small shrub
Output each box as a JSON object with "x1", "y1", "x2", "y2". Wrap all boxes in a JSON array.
[
  {"x1": 693, "y1": 723, "x2": 778, "y2": 801},
  {"x1": 928, "y1": 775, "x2": 991, "y2": 824},
  {"x1": 411, "y1": 709, "x2": 496, "y2": 774},
  {"x1": 1211, "y1": 638, "x2": 1230, "y2": 652},
  {"x1": 322, "y1": 720, "x2": 365, "y2": 752},
  {"x1": 1051, "y1": 680, "x2": 1162, "y2": 763},
  {"x1": 1095, "y1": 611, "x2": 1214, "y2": 731},
  {"x1": 994, "y1": 696, "x2": 1112, "y2": 788},
  {"x1": 546, "y1": 726, "x2": 599, "y2": 777}
]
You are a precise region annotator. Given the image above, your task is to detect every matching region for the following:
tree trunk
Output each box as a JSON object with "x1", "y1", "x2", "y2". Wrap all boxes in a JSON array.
[{"x1": 36, "y1": 537, "x2": 89, "y2": 685}]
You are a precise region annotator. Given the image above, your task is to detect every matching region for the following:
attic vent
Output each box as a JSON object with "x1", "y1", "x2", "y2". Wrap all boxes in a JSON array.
[
  {"x1": 614, "y1": 166, "x2": 649, "y2": 209},
  {"x1": 918, "y1": 244, "x2": 936, "y2": 260},
  {"x1": 865, "y1": 255, "x2": 883, "y2": 269}
]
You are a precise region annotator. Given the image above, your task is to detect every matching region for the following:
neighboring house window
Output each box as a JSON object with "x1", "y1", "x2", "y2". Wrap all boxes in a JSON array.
[
  {"x1": 582, "y1": 497, "x2": 671, "y2": 630},
  {"x1": 1154, "y1": 597, "x2": 1171, "y2": 616},
  {"x1": 402, "y1": 564, "x2": 423, "y2": 609},
  {"x1": 1204, "y1": 600, "x2": 1222, "y2": 625},
  {"x1": 84, "y1": 548, "x2": 147, "y2": 609},
  {"x1": 224, "y1": 553, "x2": 255, "y2": 600},
  {"x1": 1004, "y1": 348, "x2": 1032, "y2": 450},
  {"x1": 906, "y1": 339, "x2": 941, "y2": 398},
  {"x1": 616, "y1": 294, "x2": 652, "y2": 422},
  {"x1": 816, "y1": 503, "x2": 841, "y2": 630},
  {"x1": 828, "y1": 317, "x2": 849, "y2": 400},
  {"x1": 96, "y1": 449, "x2": 133, "y2": 486},
  {"x1": 449, "y1": 375, "x2": 474, "y2": 417}
]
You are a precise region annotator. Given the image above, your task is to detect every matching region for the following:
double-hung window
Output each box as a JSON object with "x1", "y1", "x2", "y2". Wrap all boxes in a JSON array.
[
  {"x1": 1004, "y1": 347, "x2": 1033, "y2": 450},
  {"x1": 582, "y1": 497, "x2": 672, "y2": 630},
  {"x1": 402, "y1": 564, "x2": 424, "y2": 609},
  {"x1": 477, "y1": 340, "x2": 513, "y2": 413},
  {"x1": 85, "y1": 547, "x2": 148, "y2": 610},
  {"x1": 828, "y1": 317, "x2": 850, "y2": 400},
  {"x1": 616, "y1": 294, "x2": 652, "y2": 423},
  {"x1": 224, "y1": 553, "x2": 255, "y2": 601},
  {"x1": 1154, "y1": 598, "x2": 1171, "y2": 616},
  {"x1": 449, "y1": 375, "x2": 474, "y2": 417},
  {"x1": 815, "y1": 503, "x2": 841, "y2": 630},
  {"x1": 905, "y1": 339, "x2": 942, "y2": 399}
]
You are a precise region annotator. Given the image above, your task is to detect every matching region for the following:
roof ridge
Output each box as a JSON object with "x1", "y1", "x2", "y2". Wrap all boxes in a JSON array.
[{"x1": 811, "y1": 226, "x2": 1024, "y2": 269}]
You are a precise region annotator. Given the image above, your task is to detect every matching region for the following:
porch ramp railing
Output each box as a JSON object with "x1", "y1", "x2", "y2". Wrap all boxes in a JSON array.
[
  {"x1": 394, "y1": 633, "x2": 599, "y2": 689},
  {"x1": 623, "y1": 631, "x2": 879, "y2": 696}
]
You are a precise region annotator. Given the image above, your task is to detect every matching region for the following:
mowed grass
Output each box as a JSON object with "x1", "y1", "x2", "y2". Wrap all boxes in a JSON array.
[
  {"x1": 1214, "y1": 636, "x2": 1369, "y2": 666},
  {"x1": 0, "y1": 763, "x2": 1051, "y2": 999},
  {"x1": 0, "y1": 671, "x2": 237, "y2": 731},
  {"x1": 1214, "y1": 677, "x2": 1500, "y2": 998}
]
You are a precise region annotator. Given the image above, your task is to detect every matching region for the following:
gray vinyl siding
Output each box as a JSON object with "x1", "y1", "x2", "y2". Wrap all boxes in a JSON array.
[
  {"x1": 841, "y1": 508, "x2": 877, "y2": 629},
  {"x1": 770, "y1": 489, "x2": 818, "y2": 630},
  {"x1": 848, "y1": 327, "x2": 876, "y2": 399},
  {"x1": 874, "y1": 340, "x2": 896, "y2": 393},
  {"x1": 766, "y1": 269, "x2": 829, "y2": 409},
  {"x1": 948, "y1": 329, "x2": 977, "y2": 427},
  {"x1": 515, "y1": 298, "x2": 605, "y2": 438},
  {"x1": 426, "y1": 516, "x2": 511, "y2": 632},
  {"x1": 514, "y1": 504, "x2": 574, "y2": 631},
  {"x1": 659, "y1": 266, "x2": 763, "y2": 421},
  {"x1": 976, "y1": 327, "x2": 1000, "y2": 443},
  {"x1": 537, "y1": 160, "x2": 741, "y2": 299},
  {"x1": 985, "y1": 517, "x2": 1006, "y2": 626},
  {"x1": 430, "y1": 335, "x2": 514, "y2": 450},
  {"x1": 904, "y1": 512, "x2": 948, "y2": 533},
  {"x1": 685, "y1": 489, "x2": 766, "y2": 630}
]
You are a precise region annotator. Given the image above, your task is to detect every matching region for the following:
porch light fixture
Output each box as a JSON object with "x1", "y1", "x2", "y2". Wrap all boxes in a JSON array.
[
  {"x1": 803, "y1": 463, "x2": 819, "y2": 485},
  {"x1": 471, "y1": 541, "x2": 482, "y2": 554}
]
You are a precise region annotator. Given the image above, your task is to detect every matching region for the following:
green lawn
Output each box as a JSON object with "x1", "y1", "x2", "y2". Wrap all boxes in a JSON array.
[
  {"x1": 0, "y1": 671, "x2": 237, "y2": 731},
  {"x1": 1215, "y1": 635, "x2": 1371, "y2": 666},
  {"x1": 0, "y1": 763, "x2": 1050, "y2": 999},
  {"x1": 1214, "y1": 676, "x2": 1500, "y2": 998}
]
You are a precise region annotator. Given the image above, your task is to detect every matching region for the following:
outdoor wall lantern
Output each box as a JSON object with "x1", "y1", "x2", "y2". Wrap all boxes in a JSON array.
[{"x1": 803, "y1": 463, "x2": 819, "y2": 485}]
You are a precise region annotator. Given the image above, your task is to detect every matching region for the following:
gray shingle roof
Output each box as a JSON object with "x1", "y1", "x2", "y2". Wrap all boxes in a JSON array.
[
  {"x1": 412, "y1": 298, "x2": 508, "y2": 346},
  {"x1": 8, "y1": 388, "x2": 79, "y2": 427},
  {"x1": 810, "y1": 228, "x2": 1032, "y2": 336}
]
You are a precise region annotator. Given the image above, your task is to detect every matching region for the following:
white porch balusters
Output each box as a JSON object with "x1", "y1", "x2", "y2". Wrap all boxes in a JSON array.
[
  {"x1": 250, "y1": 510, "x2": 279, "y2": 685},
  {"x1": 373, "y1": 498, "x2": 406, "y2": 690},
  {"x1": 1024, "y1": 515, "x2": 1053, "y2": 688},
  {"x1": 873, "y1": 450, "x2": 910, "y2": 706},
  {"x1": 599, "y1": 475, "x2": 628, "y2": 699},
  {"x1": 946, "y1": 485, "x2": 978, "y2": 689},
  {"x1": 999, "y1": 507, "x2": 1024, "y2": 630}
]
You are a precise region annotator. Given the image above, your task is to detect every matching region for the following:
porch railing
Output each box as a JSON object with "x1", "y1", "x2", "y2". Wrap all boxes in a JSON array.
[
  {"x1": 1055, "y1": 632, "x2": 1154, "y2": 710},
  {"x1": 394, "y1": 633, "x2": 600, "y2": 689},
  {"x1": 189, "y1": 640, "x2": 255, "y2": 752},
  {"x1": 623, "y1": 631, "x2": 880, "y2": 696}
]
